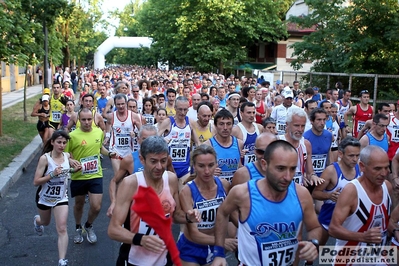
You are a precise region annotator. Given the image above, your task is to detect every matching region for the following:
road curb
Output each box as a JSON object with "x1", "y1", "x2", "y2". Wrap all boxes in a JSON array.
[{"x1": 0, "y1": 135, "x2": 42, "y2": 198}]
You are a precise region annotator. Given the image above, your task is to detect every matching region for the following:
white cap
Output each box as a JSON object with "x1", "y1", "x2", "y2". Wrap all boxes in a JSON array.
[
  {"x1": 282, "y1": 89, "x2": 294, "y2": 99},
  {"x1": 42, "y1": 95, "x2": 50, "y2": 101}
]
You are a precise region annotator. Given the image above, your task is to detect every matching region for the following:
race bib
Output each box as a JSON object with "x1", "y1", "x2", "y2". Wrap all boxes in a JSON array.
[
  {"x1": 293, "y1": 172, "x2": 303, "y2": 185},
  {"x1": 42, "y1": 183, "x2": 65, "y2": 203},
  {"x1": 357, "y1": 121, "x2": 366, "y2": 132},
  {"x1": 144, "y1": 115, "x2": 155, "y2": 125},
  {"x1": 138, "y1": 213, "x2": 170, "y2": 236},
  {"x1": 277, "y1": 120, "x2": 286, "y2": 134},
  {"x1": 261, "y1": 239, "x2": 298, "y2": 266},
  {"x1": 312, "y1": 154, "x2": 327, "y2": 174},
  {"x1": 138, "y1": 219, "x2": 157, "y2": 236},
  {"x1": 116, "y1": 133, "x2": 131, "y2": 149},
  {"x1": 244, "y1": 154, "x2": 257, "y2": 165},
  {"x1": 196, "y1": 197, "x2": 224, "y2": 229},
  {"x1": 391, "y1": 126, "x2": 399, "y2": 142},
  {"x1": 52, "y1": 111, "x2": 61, "y2": 122},
  {"x1": 80, "y1": 155, "x2": 99, "y2": 175},
  {"x1": 170, "y1": 147, "x2": 187, "y2": 162},
  {"x1": 219, "y1": 172, "x2": 234, "y2": 183}
]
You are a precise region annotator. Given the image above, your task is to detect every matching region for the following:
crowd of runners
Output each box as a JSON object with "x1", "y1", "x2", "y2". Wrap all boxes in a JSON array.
[{"x1": 30, "y1": 66, "x2": 399, "y2": 266}]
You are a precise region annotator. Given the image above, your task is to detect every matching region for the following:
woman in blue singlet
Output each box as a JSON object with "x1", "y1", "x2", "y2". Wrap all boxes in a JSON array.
[{"x1": 178, "y1": 145, "x2": 237, "y2": 266}]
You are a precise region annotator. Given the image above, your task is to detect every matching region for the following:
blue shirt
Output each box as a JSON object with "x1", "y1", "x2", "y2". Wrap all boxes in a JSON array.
[{"x1": 304, "y1": 129, "x2": 332, "y2": 176}]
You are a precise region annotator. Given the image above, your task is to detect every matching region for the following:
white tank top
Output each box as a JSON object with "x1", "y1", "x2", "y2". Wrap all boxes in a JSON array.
[
  {"x1": 331, "y1": 119, "x2": 340, "y2": 148},
  {"x1": 38, "y1": 152, "x2": 70, "y2": 207},
  {"x1": 279, "y1": 135, "x2": 307, "y2": 185},
  {"x1": 128, "y1": 171, "x2": 175, "y2": 266},
  {"x1": 110, "y1": 110, "x2": 134, "y2": 158},
  {"x1": 334, "y1": 179, "x2": 391, "y2": 259}
]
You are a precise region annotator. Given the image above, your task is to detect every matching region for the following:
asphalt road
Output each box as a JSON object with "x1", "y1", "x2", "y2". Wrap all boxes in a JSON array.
[{"x1": 0, "y1": 151, "x2": 239, "y2": 266}]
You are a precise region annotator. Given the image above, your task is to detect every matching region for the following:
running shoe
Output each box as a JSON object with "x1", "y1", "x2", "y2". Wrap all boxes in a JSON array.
[
  {"x1": 33, "y1": 215, "x2": 44, "y2": 236},
  {"x1": 58, "y1": 259, "x2": 68, "y2": 266},
  {"x1": 74, "y1": 228, "x2": 84, "y2": 244},
  {"x1": 84, "y1": 225, "x2": 97, "y2": 244}
]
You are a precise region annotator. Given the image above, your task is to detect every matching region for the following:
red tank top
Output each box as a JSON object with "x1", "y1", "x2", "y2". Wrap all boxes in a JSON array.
[
  {"x1": 255, "y1": 101, "x2": 266, "y2": 124},
  {"x1": 353, "y1": 104, "x2": 372, "y2": 138}
]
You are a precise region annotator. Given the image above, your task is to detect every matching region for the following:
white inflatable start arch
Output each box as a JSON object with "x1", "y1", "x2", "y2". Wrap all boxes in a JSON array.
[{"x1": 94, "y1": 37, "x2": 152, "y2": 69}]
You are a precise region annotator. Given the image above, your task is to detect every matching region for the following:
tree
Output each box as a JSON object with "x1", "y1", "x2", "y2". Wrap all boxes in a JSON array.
[
  {"x1": 289, "y1": 0, "x2": 399, "y2": 74},
  {"x1": 57, "y1": 0, "x2": 108, "y2": 68},
  {"x1": 135, "y1": 0, "x2": 294, "y2": 71}
]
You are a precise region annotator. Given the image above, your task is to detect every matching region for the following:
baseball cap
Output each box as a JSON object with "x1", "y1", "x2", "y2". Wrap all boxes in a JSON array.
[
  {"x1": 43, "y1": 88, "x2": 50, "y2": 94},
  {"x1": 282, "y1": 89, "x2": 294, "y2": 99},
  {"x1": 276, "y1": 80, "x2": 281, "y2": 85},
  {"x1": 42, "y1": 95, "x2": 50, "y2": 101}
]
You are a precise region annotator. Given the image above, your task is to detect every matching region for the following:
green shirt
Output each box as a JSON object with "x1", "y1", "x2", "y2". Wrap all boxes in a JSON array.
[{"x1": 65, "y1": 127, "x2": 104, "y2": 180}]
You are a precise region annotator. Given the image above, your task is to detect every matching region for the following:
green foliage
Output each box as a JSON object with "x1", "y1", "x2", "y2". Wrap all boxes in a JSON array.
[
  {"x1": 121, "y1": 0, "x2": 294, "y2": 71},
  {"x1": 289, "y1": 0, "x2": 399, "y2": 74},
  {"x1": 0, "y1": 97, "x2": 39, "y2": 171}
]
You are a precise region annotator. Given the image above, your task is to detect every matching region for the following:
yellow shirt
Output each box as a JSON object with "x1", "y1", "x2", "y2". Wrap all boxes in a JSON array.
[{"x1": 49, "y1": 94, "x2": 66, "y2": 123}]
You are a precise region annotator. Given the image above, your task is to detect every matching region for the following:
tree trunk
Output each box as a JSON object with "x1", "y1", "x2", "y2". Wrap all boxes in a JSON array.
[
  {"x1": 219, "y1": 60, "x2": 224, "y2": 74},
  {"x1": 62, "y1": 21, "x2": 70, "y2": 68},
  {"x1": 24, "y1": 64, "x2": 28, "y2": 121},
  {"x1": 63, "y1": 45, "x2": 70, "y2": 68}
]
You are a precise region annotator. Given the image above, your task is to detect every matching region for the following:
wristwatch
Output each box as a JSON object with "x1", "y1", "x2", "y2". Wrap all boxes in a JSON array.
[{"x1": 308, "y1": 239, "x2": 319, "y2": 251}]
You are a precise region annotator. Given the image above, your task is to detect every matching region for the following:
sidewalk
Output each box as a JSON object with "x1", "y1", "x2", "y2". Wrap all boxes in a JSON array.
[
  {"x1": 0, "y1": 85, "x2": 44, "y2": 198},
  {"x1": 2, "y1": 84, "x2": 44, "y2": 110}
]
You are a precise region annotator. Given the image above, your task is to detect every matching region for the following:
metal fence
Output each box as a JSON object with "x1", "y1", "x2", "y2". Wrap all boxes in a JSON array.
[{"x1": 272, "y1": 71, "x2": 399, "y2": 109}]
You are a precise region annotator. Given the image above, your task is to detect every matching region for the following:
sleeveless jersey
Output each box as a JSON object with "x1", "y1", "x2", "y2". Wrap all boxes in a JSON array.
[
  {"x1": 366, "y1": 132, "x2": 389, "y2": 153},
  {"x1": 245, "y1": 162, "x2": 264, "y2": 181},
  {"x1": 143, "y1": 113, "x2": 155, "y2": 125},
  {"x1": 166, "y1": 117, "x2": 191, "y2": 170},
  {"x1": 210, "y1": 136, "x2": 240, "y2": 183},
  {"x1": 233, "y1": 109, "x2": 241, "y2": 125},
  {"x1": 325, "y1": 116, "x2": 333, "y2": 132},
  {"x1": 132, "y1": 150, "x2": 144, "y2": 173},
  {"x1": 110, "y1": 110, "x2": 134, "y2": 158},
  {"x1": 65, "y1": 127, "x2": 104, "y2": 180},
  {"x1": 304, "y1": 129, "x2": 332, "y2": 177},
  {"x1": 96, "y1": 96, "x2": 110, "y2": 115},
  {"x1": 49, "y1": 94, "x2": 65, "y2": 123},
  {"x1": 37, "y1": 152, "x2": 70, "y2": 207},
  {"x1": 238, "y1": 180, "x2": 302, "y2": 266},
  {"x1": 193, "y1": 123, "x2": 213, "y2": 145},
  {"x1": 318, "y1": 163, "x2": 361, "y2": 228},
  {"x1": 237, "y1": 122, "x2": 260, "y2": 165},
  {"x1": 387, "y1": 116, "x2": 399, "y2": 160},
  {"x1": 337, "y1": 99, "x2": 350, "y2": 121},
  {"x1": 128, "y1": 171, "x2": 176, "y2": 266},
  {"x1": 255, "y1": 101, "x2": 266, "y2": 124},
  {"x1": 132, "y1": 126, "x2": 140, "y2": 152},
  {"x1": 165, "y1": 105, "x2": 176, "y2": 117},
  {"x1": 76, "y1": 108, "x2": 98, "y2": 129},
  {"x1": 279, "y1": 135, "x2": 307, "y2": 185},
  {"x1": 187, "y1": 177, "x2": 226, "y2": 229},
  {"x1": 353, "y1": 104, "x2": 373, "y2": 138},
  {"x1": 38, "y1": 105, "x2": 50, "y2": 116},
  {"x1": 334, "y1": 179, "x2": 391, "y2": 264},
  {"x1": 331, "y1": 118, "x2": 340, "y2": 149}
]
